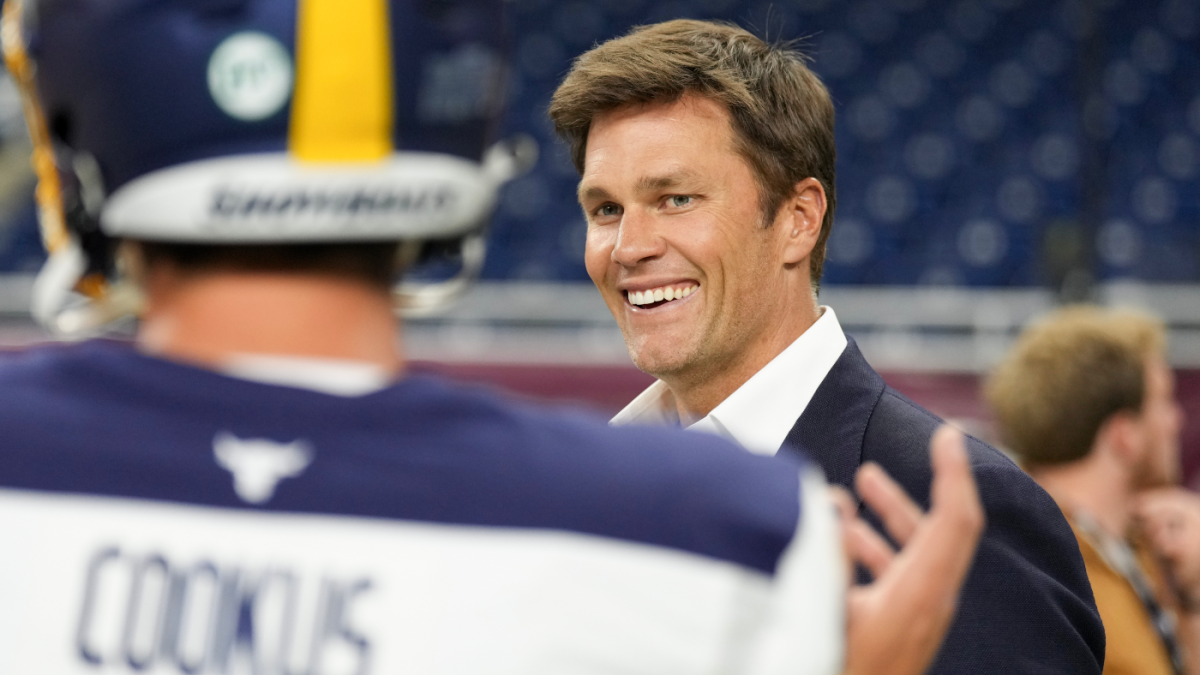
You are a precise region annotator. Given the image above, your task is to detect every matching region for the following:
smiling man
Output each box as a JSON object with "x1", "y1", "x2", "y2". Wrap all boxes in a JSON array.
[
  {"x1": 576, "y1": 94, "x2": 828, "y2": 428},
  {"x1": 551, "y1": 19, "x2": 1106, "y2": 674}
]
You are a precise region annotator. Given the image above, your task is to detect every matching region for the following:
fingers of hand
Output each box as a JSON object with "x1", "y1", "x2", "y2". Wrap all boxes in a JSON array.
[
  {"x1": 856, "y1": 462, "x2": 924, "y2": 546},
  {"x1": 831, "y1": 486, "x2": 861, "y2": 579},
  {"x1": 888, "y1": 426, "x2": 983, "y2": 605},
  {"x1": 830, "y1": 485, "x2": 857, "y2": 524},
  {"x1": 929, "y1": 426, "x2": 985, "y2": 545},
  {"x1": 841, "y1": 427, "x2": 984, "y2": 675},
  {"x1": 1137, "y1": 492, "x2": 1200, "y2": 540},
  {"x1": 1136, "y1": 492, "x2": 1200, "y2": 559},
  {"x1": 1136, "y1": 497, "x2": 1186, "y2": 528},
  {"x1": 844, "y1": 516, "x2": 896, "y2": 580}
]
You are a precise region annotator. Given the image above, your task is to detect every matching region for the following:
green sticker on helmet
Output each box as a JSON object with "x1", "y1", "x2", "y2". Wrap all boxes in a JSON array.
[{"x1": 207, "y1": 32, "x2": 293, "y2": 122}]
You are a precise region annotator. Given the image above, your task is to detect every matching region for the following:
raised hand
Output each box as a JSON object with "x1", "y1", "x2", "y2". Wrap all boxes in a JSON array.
[
  {"x1": 1137, "y1": 488, "x2": 1200, "y2": 608},
  {"x1": 836, "y1": 426, "x2": 985, "y2": 675}
]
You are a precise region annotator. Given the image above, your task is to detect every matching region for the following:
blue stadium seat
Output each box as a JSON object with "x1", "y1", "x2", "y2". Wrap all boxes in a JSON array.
[{"x1": 0, "y1": 0, "x2": 1196, "y2": 287}]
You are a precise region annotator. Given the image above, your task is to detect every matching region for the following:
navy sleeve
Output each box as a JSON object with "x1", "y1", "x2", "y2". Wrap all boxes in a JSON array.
[
  {"x1": 927, "y1": 454, "x2": 1105, "y2": 675},
  {"x1": 862, "y1": 391, "x2": 1105, "y2": 675}
]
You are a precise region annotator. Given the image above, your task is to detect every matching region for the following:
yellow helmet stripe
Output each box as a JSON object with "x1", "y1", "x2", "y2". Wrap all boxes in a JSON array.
[{"x1": 289, "y1": 0, "x2": 395, "y2": 162}]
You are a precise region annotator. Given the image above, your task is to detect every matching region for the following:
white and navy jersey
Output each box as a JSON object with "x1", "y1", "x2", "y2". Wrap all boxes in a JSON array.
[{"x1": 0, "y1": 341, "x2": 844, "y2": 675}]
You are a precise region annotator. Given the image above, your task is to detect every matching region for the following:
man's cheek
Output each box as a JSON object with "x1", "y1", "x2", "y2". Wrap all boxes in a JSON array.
[
  {"x1": 583, "y1": 229, "x2": 615, "y2": 285},
  {"x1": 583, "y1": 253, "x2": 608, "y2": 288}
]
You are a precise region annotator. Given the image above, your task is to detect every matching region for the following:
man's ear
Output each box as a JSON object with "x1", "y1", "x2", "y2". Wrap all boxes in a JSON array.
[
  {"x1": 780, "y1": 177, "x2": 826, "y2": 265},
  {"x1": 1103, "y1": 410, "x2": 1146, "y2": 468}
]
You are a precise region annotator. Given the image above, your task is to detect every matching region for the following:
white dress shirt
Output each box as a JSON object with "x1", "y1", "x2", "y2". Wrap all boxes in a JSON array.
[{"x1": 611, "y1": 307, "x2": 849, "y2": 456}]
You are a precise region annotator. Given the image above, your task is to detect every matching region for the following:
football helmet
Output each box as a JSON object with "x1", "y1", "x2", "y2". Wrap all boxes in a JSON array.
[{"x1": 2, "y1": 0, "x2": 531, "y2": 336}]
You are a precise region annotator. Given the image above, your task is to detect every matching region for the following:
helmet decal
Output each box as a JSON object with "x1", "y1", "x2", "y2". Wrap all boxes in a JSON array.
[
  {"x1": 291, "y1": 0, "x2": 395, "y2": 162},
  {"x1": 207, "y1": 31, "x2": 295, "y2": 123}
]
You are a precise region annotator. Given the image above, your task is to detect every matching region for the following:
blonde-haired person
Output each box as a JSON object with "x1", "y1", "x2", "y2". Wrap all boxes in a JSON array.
[{"x1": 988, "y1": 306, "x2": 1191, "y2": 675}]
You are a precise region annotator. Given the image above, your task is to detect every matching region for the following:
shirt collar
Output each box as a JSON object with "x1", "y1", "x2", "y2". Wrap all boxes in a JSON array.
[
  {"x1": 222, "y1": 353, "x2": 392, "y2": 397},
  {"x1": 611, "y1": 306, "x2": 848, "y2": 456},
  {"x1": 609, "y1": 379, "x2": 681, "y2": 427}
]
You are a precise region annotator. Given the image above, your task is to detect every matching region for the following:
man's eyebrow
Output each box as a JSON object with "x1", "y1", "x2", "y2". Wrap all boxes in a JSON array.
[
  {"x1": 635, "y1": 171, "x2": 693, "y2": 192},
  {"x1": 578, "y1": 170, "x2": 699, "y2": 203},
  {"x1": 578, "y1": 184, "x2": 611, "y2": 203}
]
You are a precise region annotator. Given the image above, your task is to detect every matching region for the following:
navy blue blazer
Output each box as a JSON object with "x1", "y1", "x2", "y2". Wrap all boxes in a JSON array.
[{"x1": 782, "y1": 340, "x2": 1105, "y2": 674}]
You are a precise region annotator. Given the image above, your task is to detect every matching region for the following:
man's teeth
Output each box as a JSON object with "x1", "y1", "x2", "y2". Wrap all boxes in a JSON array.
[{"x1": 628, "y1": 285, "x2": 698, "y2": 306}]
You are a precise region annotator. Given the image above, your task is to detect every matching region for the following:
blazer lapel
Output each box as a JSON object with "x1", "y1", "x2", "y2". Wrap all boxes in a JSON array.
[{"x1": 780, "y1": 338, "x2": 886, "y2": 491}]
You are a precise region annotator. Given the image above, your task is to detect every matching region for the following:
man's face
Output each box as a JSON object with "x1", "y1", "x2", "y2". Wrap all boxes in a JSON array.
[
  {"x1": 578, "y1": 95, "x2": 803, "y2": 386},
  {"x1": 1133, "y1": 355, "x2": 1184, "y2": 489}
]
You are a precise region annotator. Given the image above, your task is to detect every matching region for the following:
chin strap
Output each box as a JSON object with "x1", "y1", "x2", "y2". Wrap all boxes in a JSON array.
[
  {"x1": 394, "y1": 231, "x2": 487, "y2": 317},
  {"x1": 393, "y1": 134, "x2": 537, "y2": 317}
]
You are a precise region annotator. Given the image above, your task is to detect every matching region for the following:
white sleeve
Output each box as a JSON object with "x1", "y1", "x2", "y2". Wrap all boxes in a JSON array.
[{"x1": 740, "y1": 468, "x2": 846, "y2": 675}]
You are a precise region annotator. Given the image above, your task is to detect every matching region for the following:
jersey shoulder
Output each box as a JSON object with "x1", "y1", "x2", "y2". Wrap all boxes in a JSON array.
[
  {"x1": 380, "y1": 380, "x2": 807, "y2": 575},
  {"x1": 0, "y1": 340, "x2": 805, "y2": 576}
]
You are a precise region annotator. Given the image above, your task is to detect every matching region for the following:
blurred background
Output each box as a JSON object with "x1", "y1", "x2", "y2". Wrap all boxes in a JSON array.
[{"x1": 2, "y1": 0, "x2": 1200, "y2": 480}]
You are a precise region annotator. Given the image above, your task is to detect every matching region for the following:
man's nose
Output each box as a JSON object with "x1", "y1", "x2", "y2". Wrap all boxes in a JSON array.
[{"x1": 611, "y1": 211, "x2": 665, "y2": 267}]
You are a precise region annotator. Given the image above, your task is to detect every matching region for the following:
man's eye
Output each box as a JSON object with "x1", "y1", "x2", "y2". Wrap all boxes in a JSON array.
[
  {"x1": 596, "y1": 204, "x2": 622, "y2": 217},
  {"x1": 669, "y1": 195, "x2": 692, "y2": 208}
]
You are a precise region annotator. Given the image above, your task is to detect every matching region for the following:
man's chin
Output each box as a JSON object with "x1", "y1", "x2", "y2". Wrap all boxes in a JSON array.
[
  {"x1": 1132, "y1": 461, "x2": 1182, "y2": 491},
  {"x1": 629, "y1": 352, "x2": 685, "y2": 380},
  {"x1": 625, "y1": 341, "x2": 696, "y2": 381}
]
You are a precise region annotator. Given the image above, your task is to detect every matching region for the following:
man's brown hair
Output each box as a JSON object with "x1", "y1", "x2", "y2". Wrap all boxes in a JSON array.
[
  {"x1": 136, "y1": 242, "x2": 402, "y2": 293},
  {"x1": 548, "y1": 19, "x2": 837, "y2": 288},
  {"x1": 985, "y1": 306, "x2": 1167, "y2": 467}
]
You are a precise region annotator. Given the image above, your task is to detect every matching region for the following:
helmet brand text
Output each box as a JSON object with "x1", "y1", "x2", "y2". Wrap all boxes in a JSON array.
[{"x1": 209, "y1": 186, "x2": 457, "y2": 220}]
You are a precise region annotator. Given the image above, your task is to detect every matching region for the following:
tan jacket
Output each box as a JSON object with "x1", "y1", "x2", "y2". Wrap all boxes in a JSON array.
[{"x1": 1071, "y1": 520, "x2": 1176, "y2": 675}]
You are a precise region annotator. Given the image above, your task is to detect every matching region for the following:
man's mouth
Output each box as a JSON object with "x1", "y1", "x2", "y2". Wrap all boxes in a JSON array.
[{"x1": 626, "y1": 283, "x2": 698, "y2": 309}]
